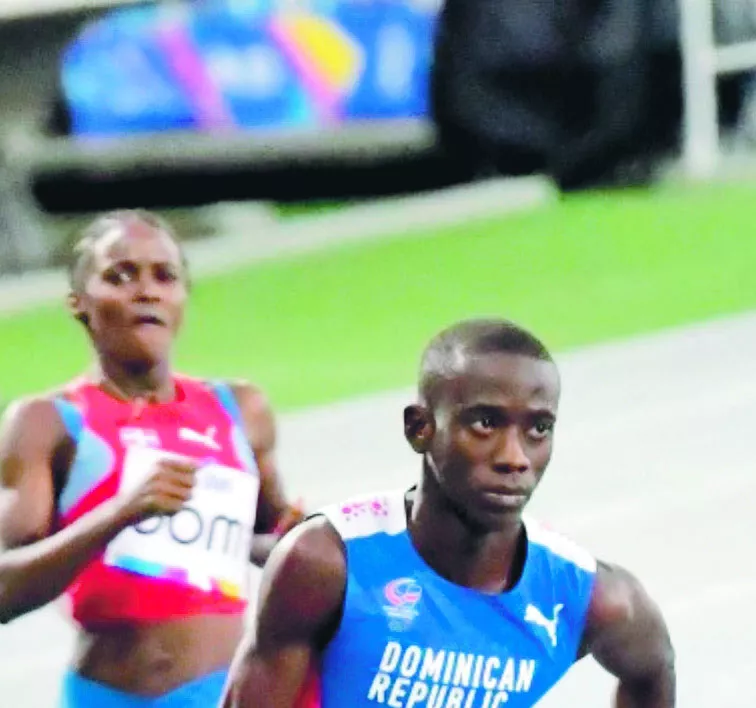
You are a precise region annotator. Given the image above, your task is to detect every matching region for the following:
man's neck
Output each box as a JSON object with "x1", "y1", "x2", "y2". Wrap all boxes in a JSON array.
[{"x1": 407, "y1": 481, "x2": 527, "y2": 594}]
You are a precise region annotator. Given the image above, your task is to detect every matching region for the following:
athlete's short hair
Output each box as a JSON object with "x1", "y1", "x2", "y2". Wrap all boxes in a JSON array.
[
  {"x1": 67, "y1": 209, "x2": 186, "y2": 292},
  {"x1": 419, "y1": 319, "x2": 554, "y2": 405}
]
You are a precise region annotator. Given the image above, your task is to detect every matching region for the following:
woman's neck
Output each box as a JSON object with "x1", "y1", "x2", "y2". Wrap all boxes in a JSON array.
[{"x1": 92, "y1": 359, "x2": 175, "y2": 403}]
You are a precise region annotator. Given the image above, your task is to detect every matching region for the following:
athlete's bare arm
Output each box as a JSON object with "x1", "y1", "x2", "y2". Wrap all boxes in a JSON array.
[
  {"x1": 222, "y1": 517, "x2": 346, "y2": 708},
  {"x1": 582, "y1": 562, "x2": 676, "y2": 708},
  {"x1": 0, "y1": 397, "x2": 198, "y2": 624},
  {"x1": 230, "y1": 382, "x2": 304, "y2": 565}
]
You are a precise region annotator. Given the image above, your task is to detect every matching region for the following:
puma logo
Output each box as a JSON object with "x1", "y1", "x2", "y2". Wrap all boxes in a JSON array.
[
  {"x1": 524, "y1": 603, "x2": 563, "y2": 647},
  {"x1": 178, "y1": 426, "x2": 221, "y2": 451}
]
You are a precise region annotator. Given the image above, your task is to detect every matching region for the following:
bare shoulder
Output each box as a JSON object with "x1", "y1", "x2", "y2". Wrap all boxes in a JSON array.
[
  {"x1": 196, "y1": 377, "x2": 270, "y2": 418},
  {"x1": 0, "y1": 395, "x2": 67, "y2": 473},
  {"x1": 224, "y1": 380, "x2": 274, "y2": 445},
  {"x1": 0, "y1": 395, "x2": 69, "y2": 548},
  {"x1": 196, "y1": 377, "x2": 274, "y2": 450},
  {"x1": 256, "y1": 515, "x2": 346, "y2": 641},
  {"x1": 262, "y1": 515, "x2": 346, "y2": 598},
  {"x1": 582, "y1": 560, "x2": 674, "y2": 675},
  {"x1": 226, "y1": 380, "x2": 271, "y2": 414},
  {"x1": 588, "y1": 562, "x2": 654, "y2": 629},
  {"x1": 1, "y1": 395, "x2": 64, "y2": 430}
]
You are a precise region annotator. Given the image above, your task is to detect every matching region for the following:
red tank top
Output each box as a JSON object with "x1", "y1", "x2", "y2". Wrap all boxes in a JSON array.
[{"x1": 54, "y1": 376, "x2": 260, "y2": 627}]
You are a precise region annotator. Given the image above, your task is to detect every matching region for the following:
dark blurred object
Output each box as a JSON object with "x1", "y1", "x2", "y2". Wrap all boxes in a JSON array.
[
  {"x1": 715, "y1": 0, "x2": 756, "y2": 145},
  {"x1": 431, "y1": 0, "x2": 678, "y2": 191},
  {"x1": 2, "y1": 0, "x2": 739, "y2": 222}
]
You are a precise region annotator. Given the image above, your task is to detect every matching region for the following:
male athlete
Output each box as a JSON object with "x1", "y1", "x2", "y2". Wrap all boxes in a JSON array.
[{"x1": 222, "y1": 319, "x2": 675, "y2": 708}]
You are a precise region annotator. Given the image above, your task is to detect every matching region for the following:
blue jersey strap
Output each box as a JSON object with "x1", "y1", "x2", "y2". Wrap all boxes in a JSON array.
[
  {"x1": 210, "y1": 381, "x2": 244, "y2": 427},
  {"x1": 52, "y1": 397, "x2": 84, "y2": 443}
]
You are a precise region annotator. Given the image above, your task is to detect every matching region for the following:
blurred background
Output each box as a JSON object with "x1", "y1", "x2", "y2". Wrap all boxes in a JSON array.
[
  {"x1": 1, "y1": 0, "x2": 756, "y2": 706},
  {"x1": 0, "y1": 0, "x2": 743, "y2": 271},
  {"x1": 2, "y1": 0, "x2": 756, "y2": 409}
]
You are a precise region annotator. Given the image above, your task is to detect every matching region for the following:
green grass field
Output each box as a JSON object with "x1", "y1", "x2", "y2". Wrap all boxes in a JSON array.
[{"x1": 2, "y1": 182, "x2": 756, "y2": 411}]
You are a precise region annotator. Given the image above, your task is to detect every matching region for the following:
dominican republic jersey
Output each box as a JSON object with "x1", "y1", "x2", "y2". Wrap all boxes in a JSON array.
[
  {"x1": 52, "y1": 376, "x2": 260, "y2": 627},
  {"x1": 317, "y1": 489, "x2": 597, "y2": 708}
]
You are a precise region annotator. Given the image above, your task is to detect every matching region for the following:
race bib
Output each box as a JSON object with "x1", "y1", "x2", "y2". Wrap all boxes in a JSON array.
[{"x1": 104, "y1": 447, "x2": 259, "y2": 600}]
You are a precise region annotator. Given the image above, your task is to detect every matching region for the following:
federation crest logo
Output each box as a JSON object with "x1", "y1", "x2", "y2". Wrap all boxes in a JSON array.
[
  {"x1": 119, "y1": 427, "x2": 161, "y2": 449},
  {"x1": 383, "y1": 577, "x2": 422, "y2": 631}
]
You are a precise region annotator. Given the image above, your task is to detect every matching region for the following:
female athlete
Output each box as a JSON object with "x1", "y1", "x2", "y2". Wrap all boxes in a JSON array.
[{"x1": 0, "y1": 210, "x2": 303, "y2": 707}]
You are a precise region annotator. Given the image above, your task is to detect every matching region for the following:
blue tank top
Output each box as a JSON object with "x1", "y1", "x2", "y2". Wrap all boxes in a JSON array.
[{"x1": 318, "y1": 489, "x2": 597, "y2": 708}]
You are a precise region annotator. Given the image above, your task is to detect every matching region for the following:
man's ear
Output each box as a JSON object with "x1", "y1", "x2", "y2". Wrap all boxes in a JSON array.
[{"x1": 404, "y1": 404, "x2": 435, "y2": 454}]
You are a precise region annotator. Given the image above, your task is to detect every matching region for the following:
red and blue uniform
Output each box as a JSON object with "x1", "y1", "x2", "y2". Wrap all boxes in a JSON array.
[{"x1": 53, "y1": 376, "x2": 260, "y2": 706}]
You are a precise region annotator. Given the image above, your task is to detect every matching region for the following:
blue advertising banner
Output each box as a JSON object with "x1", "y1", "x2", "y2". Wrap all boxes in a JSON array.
[{"x1": 61, "y1": 0, "x2": 440, "y2": 137}]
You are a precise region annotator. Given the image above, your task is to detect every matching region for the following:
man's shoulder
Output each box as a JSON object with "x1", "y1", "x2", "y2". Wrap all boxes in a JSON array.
[
  {"x1": 315, "y1": 489, "x2": 408, "y2": 542},
  {"x1": 524, "y1": 515, "x2": 597, "y2": 573}
]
